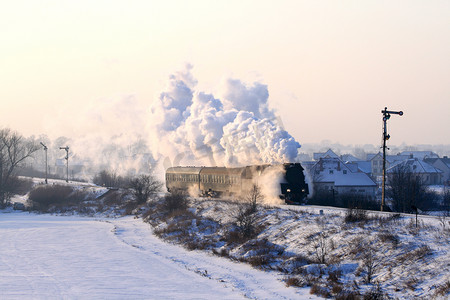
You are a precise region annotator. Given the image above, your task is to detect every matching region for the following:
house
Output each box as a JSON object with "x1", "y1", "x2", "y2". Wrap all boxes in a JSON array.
[
  {"x1": 367, "y1": 152, "x2": 410, "y2": 183},
  {"x1": 424, "y1": 156, "x2": 450, "y2": 184},
  {"x1": 340, "y1": 154, "x2": 361, "y2": 163},
  {"x1": 399, "y1": 151, "x2": 439, "y2": 160},
  {"x1": 387, "y1": 158, "x2": 443, "y2": 185},
  {"x1": 308, "y1": 157, "x2": 377, "y2": 199},
  {"x1": 313, "y1": 149, "x2": 339, "y2": 161}
]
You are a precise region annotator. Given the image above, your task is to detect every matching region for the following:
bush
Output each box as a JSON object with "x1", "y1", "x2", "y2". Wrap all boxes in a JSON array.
[
  {"x1": 93, "y1": 170, "x2": 131, "y2": 188},
  {"x1": 339, "y1": 193, "x2": 379, "y2": 211},
  {"x1": 28, "y1": 185, "x2": 88, "y2": 212},
  {"x1": 344, "y1": 207, "x2": 368, "y2": 223},
  {"x1": 29, "y1": 185, "x2": 73, "y2": 211},
  {"x1": 285, "y1": 277, "x2": 306, "y2": 287},
  {"x1": 129, "y1": 174, "x2": 162, "y2": 204},
  {"x1": 433, "y1": 280, "x2": 450, "y2": 297},
  {"x1": 162, "y1": 192, "x2": 189, "y2": 214}
]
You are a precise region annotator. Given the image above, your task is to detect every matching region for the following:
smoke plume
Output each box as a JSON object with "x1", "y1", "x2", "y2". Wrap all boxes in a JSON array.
[{"x1": 150, "y1": 65, "x2": 301, "y2": 169}]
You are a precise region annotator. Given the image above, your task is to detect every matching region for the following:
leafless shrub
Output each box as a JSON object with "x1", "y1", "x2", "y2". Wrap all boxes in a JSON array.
[
  {"x1": 335, "y1": 290, "x2": 360, "y2": 300},
  {"x1": 361, "y1": 247, "x2": 380, "y2": 284},
  {"x1": 312, "y1": 232, "x2": 330, "y2": 264},
  {"x1": 378, "y1": 231, "x2": 400, "y2": 247},
  {"x1": 331, "y1": 283, "x2": 343, "y2": 295},
  {"x1": 285, "y1": 276, "x2": 306, "y2": 287},
  {"x1": 162, "y1": 192, "x2": 189, "y2": 214},
  {"x1": 28, "y1": 185, "x2": 84, "y2": 212},
  {"x1": 239, "y1": 238, "x2": 284, "y2": 268},
  {"x1": 397, "y1": 245, "x2": 432, "y2": 264},
  {"x1": 327, "y1": 269, "x2": 342, "y2": 284},
  {"x1": 212, "y1": 248, "x2": 229, "y2": 257},
  {"x1": 242, "y1": 184, "x2": 264, "y2": 213},
  {"x1": 362, "y1": 283, "x2": 387, "y2": 300},
  {"x1": 93, "y1": 170, "x2": 131, "y2": 188},
  {"x1": 129, "y1": 174, "x2": 162, "y2": 204},
  {"x1": 9, "y1": 177, "x2": 33, "y2": 196},
  {"x1": 280, "y1": 254, "x2": 311, "y2": 274},
  {"x1": 232, "y1": 204, "x2": 259, "y2": 239},
  {"x1": 103, "y1": 190, "x2": 126, "y2": 207},
  {"x1": 437, "y1": 211, "x2": 450, "y2": 231},
  {"x1": 186, "y1": 239, "x2": 209, "y2": 251},
  {"x1": 344, "y1": 207, "x2": 368, "y2": 223},
  {"x1": 224, "y1": 229, "x2": 246, "y2": 245},
  {"x1": 310, "y1": 283, "x2": 331, "y2": 298},
  {"x1": 433, "y1": 280, "x2": 450, "y2": 297},
  {"x1": 348, "y1": 236, "x2": 365, "y2": 257},
  {"x1": 405, "y1": 276, "x2": 419, "y2": 291}
]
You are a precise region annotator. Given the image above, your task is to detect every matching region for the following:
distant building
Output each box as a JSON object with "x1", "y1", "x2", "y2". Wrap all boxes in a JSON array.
[
  {"x1": 399, "y1": 151, "x2": 439, "y2": 160},
  {"x1": 424, "y1": 156, "x2": 450, "y2": 184},
  {"x1": 308, "y1": 156, "x2": 377, "y2": 199},
  {"x1": 340, "y1": 154, "x2": 361, "y2": 163},
  {"x1": 367, "y1": 152, "x2": 410, "y2": 184},
  {"x1": 387, "y1": 158, "x2": 443, "y2": 185},
  {"x1": 313, "y1": 149, "x2": 339, "y2": 161}
]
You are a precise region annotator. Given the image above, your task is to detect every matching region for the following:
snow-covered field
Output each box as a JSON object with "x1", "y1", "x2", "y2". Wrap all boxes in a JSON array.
[{"x1": 0, "y1": 210, "x2": 318, "y2": 299}]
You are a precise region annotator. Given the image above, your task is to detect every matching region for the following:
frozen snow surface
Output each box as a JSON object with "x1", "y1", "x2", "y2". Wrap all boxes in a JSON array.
[{"x1": 0, "y1": 211, "x2": 318, "y2": 299}]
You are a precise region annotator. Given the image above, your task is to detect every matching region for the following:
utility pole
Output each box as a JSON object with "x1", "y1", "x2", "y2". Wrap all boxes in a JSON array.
[
  {"x1": 59, "y1": 146, "x2": 69, "y2": 183},
  {"x1": 381, "y1": 107, "x2": 403, "y2": 211},
  {"x1": 40, "y1": 142, "x2": 48, "y2": 184}
]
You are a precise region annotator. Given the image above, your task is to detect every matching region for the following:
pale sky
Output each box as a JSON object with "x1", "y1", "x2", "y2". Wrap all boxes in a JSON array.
[{"x1": 1, "y1": 0, "x2": 449, "y2": 146}]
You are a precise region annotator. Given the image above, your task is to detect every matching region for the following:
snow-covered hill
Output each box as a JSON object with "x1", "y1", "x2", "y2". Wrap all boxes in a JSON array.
[{"x1": 3, "y1": 179, "x2": 449, "y2": 299}]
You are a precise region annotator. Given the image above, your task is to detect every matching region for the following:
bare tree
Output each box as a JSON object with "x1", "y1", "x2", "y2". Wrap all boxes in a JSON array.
[
  {"x1": 128, "y1": 174, "x2": 162, "y2": 204},
  {"x1": 233, "y1": 184, "x2": 264, "y2": 239},
  {"x1": 387, "y1": 164, "x2": 427, "y2": 213},
  {"x1": 244, "y1": 184, "x2": 264, "y2": 214},
  {"x1": 362, "y1": 246, "x2": 380, "y2": 284},
  {"x1": 0, "y1": 128, "x2": 39, "y2": 206},
  {"x1": 313, "y1": 232, "x2": 329, "y2": 264}
]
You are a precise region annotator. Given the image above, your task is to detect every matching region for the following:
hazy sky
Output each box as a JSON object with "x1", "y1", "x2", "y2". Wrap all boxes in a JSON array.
[{"x1": 1, "y1": 0, "x2": 449, "y2": 146}]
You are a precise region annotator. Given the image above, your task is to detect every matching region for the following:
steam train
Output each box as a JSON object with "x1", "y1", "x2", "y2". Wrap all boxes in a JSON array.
[{"x1": 165, "y1": 163, "x2": 309, "y2": 204}]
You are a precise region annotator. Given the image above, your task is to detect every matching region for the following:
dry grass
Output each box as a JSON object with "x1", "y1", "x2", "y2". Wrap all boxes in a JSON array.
[
  {"x1": 396, "y1": 245, "x2": 432, "y2": 264},
  {"x1": 378, "y1": 231, "x2": 400, "y2": 247},
  {"x1": 285, "y1": 276, "x2": 306, "y2": 287},
  {"x1": 310, "y1": 283, "x2": 331, "y2": 298},
  {"x1": 433, "y1": 280, "x2": 450, "y2": 297}
]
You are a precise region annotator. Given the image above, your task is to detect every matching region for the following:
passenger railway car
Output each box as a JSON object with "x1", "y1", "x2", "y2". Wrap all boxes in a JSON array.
[{"x1": 165, "y1": 163, "x2": 309, "y2": 204}]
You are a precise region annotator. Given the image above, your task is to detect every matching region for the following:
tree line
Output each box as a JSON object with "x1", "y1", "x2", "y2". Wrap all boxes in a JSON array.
[{"x1": 0, "y1": 128, "x2": 39, "y2": 207}]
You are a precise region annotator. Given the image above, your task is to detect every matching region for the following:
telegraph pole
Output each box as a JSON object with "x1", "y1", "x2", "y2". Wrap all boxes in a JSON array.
[
  {"x1": 381, "y1": 107, "x2": 403, "y2": 211},
  {"x1": 60, "y1": 146, "x2": 69, "y2": 183},
  {"x1": 40, "y1": 142, "x2": 48, "y2": 184}
]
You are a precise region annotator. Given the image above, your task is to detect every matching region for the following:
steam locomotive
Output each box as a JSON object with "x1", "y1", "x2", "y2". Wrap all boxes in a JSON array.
[{"x1": 165, "y1": 163, "x2": 309, "y2": 204}]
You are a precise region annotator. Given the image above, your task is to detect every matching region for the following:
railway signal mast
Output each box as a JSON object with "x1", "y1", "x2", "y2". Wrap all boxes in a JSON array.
[
  {"x1": 381, "y1": 107, "x2": 403, "y2": 211},
  {"x1": 59, "y1": 146, "x2": 69, "y2": 183},
  {"x1": 40, "y1": 142, "x2": 48, "y2": 184}
]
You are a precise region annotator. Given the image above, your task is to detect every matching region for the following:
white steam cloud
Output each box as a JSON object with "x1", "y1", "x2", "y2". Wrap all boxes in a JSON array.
[
  {"x1": 150, "y1": 65, "x2": 301, "y2": 168},
  {"x1": 35, "y1": 65, "x2": 301, "y2": 182}
]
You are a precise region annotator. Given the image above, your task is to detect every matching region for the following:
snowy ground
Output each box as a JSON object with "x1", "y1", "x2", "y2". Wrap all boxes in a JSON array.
[{"x1": 0, "y1": 211, "x2": 318, "y2": 299}]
